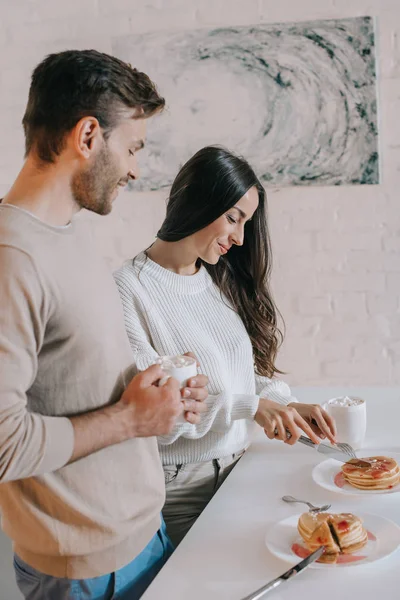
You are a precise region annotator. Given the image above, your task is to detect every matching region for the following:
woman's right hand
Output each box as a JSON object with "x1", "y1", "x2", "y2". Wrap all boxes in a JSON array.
[{"x1": 254, "y1": 398, "x2": 321, "y2": 446}]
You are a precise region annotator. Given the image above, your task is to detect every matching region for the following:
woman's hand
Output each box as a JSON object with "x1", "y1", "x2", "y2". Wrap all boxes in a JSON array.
[
  {"x1": 182, "y1": 374, "x2": 209, "y2": 424},
  {"x1": 288, "y1": 402, "x2": 337, "y2": 444},
  {"x1": 181, "y1": 352, "x2": 209, "y2": 424},
  {"x1": 255, "y1": 398, "x2": 335, "y2": 446}
]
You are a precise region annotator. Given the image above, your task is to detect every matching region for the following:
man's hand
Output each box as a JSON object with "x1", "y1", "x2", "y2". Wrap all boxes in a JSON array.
[
  {"x1": 181, "y1": 352, "x2": 209, "y2": 424},
  {"x1": 119, "y1": 364, "x2": 182, "y2": 437},
  {"x1": 255, "y1": 398, "x2": 323, "y2": 446}
]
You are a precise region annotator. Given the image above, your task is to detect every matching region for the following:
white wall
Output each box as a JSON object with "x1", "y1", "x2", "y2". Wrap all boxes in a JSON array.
[{"x1": 0, "y1": 0, "x2": 399, "y2": 386}]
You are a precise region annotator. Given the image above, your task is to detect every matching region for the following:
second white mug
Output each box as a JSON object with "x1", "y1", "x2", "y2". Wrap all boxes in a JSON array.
[{"x1": 323, "y1": 396, "x2": 367, "y2": 449}]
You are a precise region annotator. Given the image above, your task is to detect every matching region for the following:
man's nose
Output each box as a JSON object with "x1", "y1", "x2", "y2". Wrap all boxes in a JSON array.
[{"x1": 128, "y1": 155, "x2": 140, "y2": 180}]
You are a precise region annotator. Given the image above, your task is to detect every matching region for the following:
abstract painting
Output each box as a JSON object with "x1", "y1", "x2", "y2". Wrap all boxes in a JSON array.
[{"x1": 112, "y1": 16, "x2": 378, "y2": 191}]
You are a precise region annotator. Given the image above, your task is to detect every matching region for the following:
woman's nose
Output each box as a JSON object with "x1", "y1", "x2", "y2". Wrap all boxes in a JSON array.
[{"x1": 231, "y1": 226, "x2": 244, "y2": 246}]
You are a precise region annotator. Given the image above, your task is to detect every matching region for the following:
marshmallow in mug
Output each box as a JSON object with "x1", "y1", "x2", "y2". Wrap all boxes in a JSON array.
[
  {"x1": 323, "y1": 396, "x2": 367, "y2": 449},
  {"x1": 328, "y1": 396, "x2": 363, "y2": 408},
  {"x1": 155, "y1": 355, "x2": 198, "y2": 425},
  {"x1": 156, "y1": 355, "x2": 198, "y2": 389}
]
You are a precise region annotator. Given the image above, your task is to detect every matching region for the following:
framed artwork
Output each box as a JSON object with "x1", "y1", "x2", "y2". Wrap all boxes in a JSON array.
[{"x1": 112, "y1": 16, "x2": 378, "y2": 190}]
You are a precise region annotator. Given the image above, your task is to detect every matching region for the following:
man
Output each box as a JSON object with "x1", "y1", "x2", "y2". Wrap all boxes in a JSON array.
[{"x1": 0, "y1": 49, "x2": 208, "y2": 600}]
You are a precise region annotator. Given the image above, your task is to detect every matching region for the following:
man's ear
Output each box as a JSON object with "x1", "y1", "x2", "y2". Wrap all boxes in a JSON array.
[{"x1": 73, "y1": 117, "x2": 102, "y2": 159}]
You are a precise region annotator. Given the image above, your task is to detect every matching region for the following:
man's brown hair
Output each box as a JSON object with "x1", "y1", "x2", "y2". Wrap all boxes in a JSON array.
[{"x1": 23, "y1": 49, "x2": 165, "y2": 162}]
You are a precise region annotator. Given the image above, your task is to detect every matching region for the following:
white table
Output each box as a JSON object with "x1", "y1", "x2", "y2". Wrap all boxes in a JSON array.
[{"x1": 142, "y1": 387, "x2": 400, "y2": 600}]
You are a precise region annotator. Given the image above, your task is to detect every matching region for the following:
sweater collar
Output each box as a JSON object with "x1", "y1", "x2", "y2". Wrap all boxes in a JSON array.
[
  {"x1": 0, "y1": 204, "x2": 74, "y2": 234},
  {"x1": 134, "y1": 251, "x2": 212, "y2": 294}
]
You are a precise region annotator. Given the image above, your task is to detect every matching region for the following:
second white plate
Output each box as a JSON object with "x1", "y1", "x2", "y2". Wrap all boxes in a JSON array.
[
  {"x1": 265, "y1": 512, "x2": 400, "y2": 569},
  {"x1": 312, "y1": 450, "x2": 400, "y2": 496}
]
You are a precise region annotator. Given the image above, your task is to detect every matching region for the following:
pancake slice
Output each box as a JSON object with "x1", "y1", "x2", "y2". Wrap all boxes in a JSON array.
[
  {"x1": 342, "y1": 456, "x2": 400, "y2": 491},
  {"x1": 297, "y1": 512, "x2": 368, "y2": 563}
]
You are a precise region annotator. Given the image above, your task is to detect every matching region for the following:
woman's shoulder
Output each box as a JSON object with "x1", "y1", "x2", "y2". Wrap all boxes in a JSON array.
[
  {"x1": 113, "y1": 252, "x2": 147, "y2": 290},
  {"x1": 113, "y1": 253, "x2": 155, "y2": 319}
]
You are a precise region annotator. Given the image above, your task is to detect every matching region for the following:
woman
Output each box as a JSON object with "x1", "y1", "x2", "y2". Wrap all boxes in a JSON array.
[{"x1": 114, "y1": 146, "x2": 336, "y2": 547}]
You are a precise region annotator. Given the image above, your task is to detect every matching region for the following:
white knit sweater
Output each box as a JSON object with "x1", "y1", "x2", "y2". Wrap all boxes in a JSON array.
[{"x1": 114, "y1": 252, "x2": 298, "y2": 465}]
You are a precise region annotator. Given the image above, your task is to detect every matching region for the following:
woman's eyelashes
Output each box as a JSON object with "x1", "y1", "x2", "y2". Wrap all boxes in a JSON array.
[
  {"x1": 129, "y1": 149, "x2": 135, "y2": 156},
  {"x1": 226, "y1": 213, "x2": 254, "y2": 228}
]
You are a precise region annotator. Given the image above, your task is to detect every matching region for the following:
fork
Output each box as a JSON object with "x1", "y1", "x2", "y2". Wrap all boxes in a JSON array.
[
  {"x1": 282, "y1": 495, "x2": 331, "y2": 513},
  {"x1": 298, "y1": 436, "x2": 372, "y2": 467},
  {"x1": 326, "y1": 441, "x2": 372, "y2": 467},
  {"x1": 298, "y1": 436, "x2": 357, "y2": 457},
  {"x1": 277, "y1": 429, "x2": 357, "y2": 457},
  {"x1": 334, "y1": 442, "x2": 357, "y2": 458},
  {"x1": 276, "y1": 429, "x2": 371, "y2": 466}
]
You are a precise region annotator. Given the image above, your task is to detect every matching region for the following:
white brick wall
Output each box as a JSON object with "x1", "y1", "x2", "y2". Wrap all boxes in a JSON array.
[{"x1": 0, "y1": 0, "x2": 399, "y2": 386}]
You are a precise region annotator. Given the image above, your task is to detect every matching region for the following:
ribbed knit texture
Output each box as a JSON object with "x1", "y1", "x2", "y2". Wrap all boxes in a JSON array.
[{"x1": 114, "y1": 252, "x2": 298, "y2": 465}]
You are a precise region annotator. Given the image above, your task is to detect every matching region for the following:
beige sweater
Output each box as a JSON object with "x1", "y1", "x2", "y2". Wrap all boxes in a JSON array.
[{"x1": 0, "y1": 205, "x2": 164, "y2": 579}]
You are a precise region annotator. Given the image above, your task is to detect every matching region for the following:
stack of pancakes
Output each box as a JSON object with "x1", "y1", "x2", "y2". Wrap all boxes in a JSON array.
[
  {"x1": 341, "y1": 456, "x2": 400, "y2": 491},
  {"x1": 297, "y1": 512, "x2": 368, "y2": 563}
]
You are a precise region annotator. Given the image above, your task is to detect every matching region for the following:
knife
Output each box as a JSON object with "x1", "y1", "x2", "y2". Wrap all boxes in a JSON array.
[
  {"x1": 239, "y1": 546, "x2": 325, "y2": 600},
  {"x1": 297, "y1": 436, "x2": 370, "y2": 467}
]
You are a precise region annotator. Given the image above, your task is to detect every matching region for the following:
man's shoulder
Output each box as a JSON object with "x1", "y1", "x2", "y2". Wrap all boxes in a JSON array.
[
  {"x1": 0, "y1": 205, "x2": 54, "y2": 255},
  {"x1": 0, "y1": 208, "x2": 38, "y2": 270},
  {"x1": 0, "y1": 205, "x2": 30, "y2": 245}
]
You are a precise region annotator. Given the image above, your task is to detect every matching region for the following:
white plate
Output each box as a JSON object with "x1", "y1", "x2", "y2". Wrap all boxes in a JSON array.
[
  {"x1": 312, "y1": 450, "x2": 400, "y2": 496},
  {"x1": 265, "y1": 512, "x2": 400, "y2": 569}
]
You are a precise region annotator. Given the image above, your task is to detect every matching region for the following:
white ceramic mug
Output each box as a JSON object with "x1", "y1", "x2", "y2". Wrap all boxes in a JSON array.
[
  {"x1": 323, "y1": 396, "x2": 367, "y2": 449},
  {"x1": 156, "y1": 355, "x2": 198, "y2": 389},
  {"x1": 156, "y1": 355, "x2": 198, "y2": 424}
]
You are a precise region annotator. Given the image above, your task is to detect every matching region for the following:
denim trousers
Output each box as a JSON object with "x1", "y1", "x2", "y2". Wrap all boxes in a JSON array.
[{"x1": 14, "y1": 519, "x2": 173, "y2": 600}]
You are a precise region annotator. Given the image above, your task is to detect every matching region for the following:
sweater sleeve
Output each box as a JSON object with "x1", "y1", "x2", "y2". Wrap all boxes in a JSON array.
[
  {"x1": 114, "y1": 268, "x2": 260, "y2": 444},
  {"x1": 255, "y1": 374, "x2": 298, "y2": 405},
  {"x1": 0, "y1": 246, "x2": 74, "y2": 483}
]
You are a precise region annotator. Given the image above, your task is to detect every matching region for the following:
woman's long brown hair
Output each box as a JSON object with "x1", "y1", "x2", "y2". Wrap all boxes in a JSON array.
[{"x1": 157, "y1": 146, "x2": 283, "y2": 377}]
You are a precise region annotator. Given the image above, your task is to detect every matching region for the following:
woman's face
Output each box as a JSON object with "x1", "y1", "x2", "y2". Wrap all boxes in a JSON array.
[{"x1": 192, "y1": 185, "x2": 260, "y2": 264}]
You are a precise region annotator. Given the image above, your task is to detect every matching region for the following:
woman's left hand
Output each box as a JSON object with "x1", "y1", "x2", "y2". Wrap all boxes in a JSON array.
[
  {"x1": 288, "y1": 402, "x2": 337, "y2": 444},
  {"x1": 181, "y1": 352, "x2": 209, "y2": 424}
]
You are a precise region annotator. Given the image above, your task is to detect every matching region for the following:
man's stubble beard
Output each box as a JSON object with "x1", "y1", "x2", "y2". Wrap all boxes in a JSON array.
[{"x1": 71, "y1": 143, "x2": 119, "y2": 216}]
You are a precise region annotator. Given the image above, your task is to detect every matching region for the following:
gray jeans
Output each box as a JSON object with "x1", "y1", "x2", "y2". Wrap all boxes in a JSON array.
[{"x1": 162, "y1": 450, "x2": 245, "y2": 548}]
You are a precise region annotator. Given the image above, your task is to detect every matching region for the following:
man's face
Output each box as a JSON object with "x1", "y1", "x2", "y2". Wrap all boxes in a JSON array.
[{"x1": 71, "y1": 116, "x2": 146, "y2": 216}]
